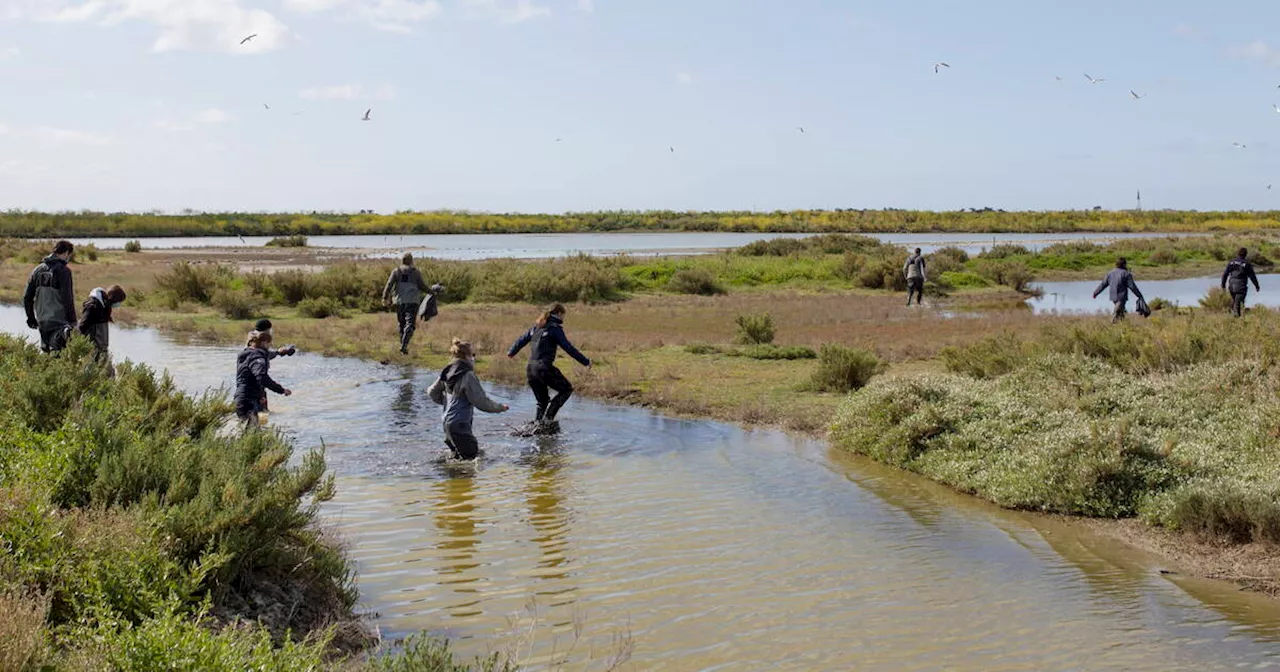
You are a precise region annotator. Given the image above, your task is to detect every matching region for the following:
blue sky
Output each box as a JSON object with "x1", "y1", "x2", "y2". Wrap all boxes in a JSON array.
[{"x1": 2, "y1": 0, "x2": 1280, "y2": 213}]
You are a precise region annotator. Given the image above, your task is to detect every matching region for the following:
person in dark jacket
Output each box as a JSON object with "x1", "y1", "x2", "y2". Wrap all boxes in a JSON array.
[
  {"x1": 77, "y1": 284, "x2": 126, "y2": 368},
  {"x1": 235, "y1": 330, "x2": 292, "y2": 428},
  {"x1": 383, "y1": 253, "x2": 431, "y2": 354},
  {"x1": 1092, "y1": 257, "x2": 1145, "y2": 323},
  {"x1": 1221, "y1": 247, "x2": 1261, "y2": 318},
  {"x1": 903, "y1": 248, "x2": 927, "y2": 306},
  {"x1": 508, "y1": 303, "x2": 591, "y2": 429},
  {"x1": 427, "y1": 338, "x2": 509, "y2": 460},
  {"x1": 249, "y1": 318, "x2": 297, "y2": 414},
  {"x1": 23, "y1": 240, "x2": 77, "y2": 352}
]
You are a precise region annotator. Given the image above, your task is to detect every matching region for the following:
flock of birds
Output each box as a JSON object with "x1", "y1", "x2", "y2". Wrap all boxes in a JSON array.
[{"x1": 236, "y1": 33, "x2": 1274, "y2": 162}]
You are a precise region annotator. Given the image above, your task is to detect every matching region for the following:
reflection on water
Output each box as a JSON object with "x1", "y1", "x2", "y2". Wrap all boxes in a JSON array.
[
  {"x1": 4, "y1": 303, "x2": 1280, "y2": 670},
  {"x1": 1029, "y1": 275, "x2": 1277, "y2": 315},
  {"x1": 70, "y1": 231, "x2": 1192, "y2": 260}
]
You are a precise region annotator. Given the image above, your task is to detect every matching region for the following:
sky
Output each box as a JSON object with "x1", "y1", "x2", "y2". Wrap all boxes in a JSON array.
[{"x1": 3, "y1": 0, "x2": 1280, "y2": 213}]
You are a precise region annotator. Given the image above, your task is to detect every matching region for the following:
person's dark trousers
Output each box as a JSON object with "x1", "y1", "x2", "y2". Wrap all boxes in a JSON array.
[
  {"x1": 527, "y1": 362, "x2": 574, "y2": 422},
  {"x1": 1112, "y1": 301, "x2": 1127, "y2": 323},
  {"x1": 907, "y1": 278, "x2": 924, "y2": 305},
  {"x1": 235, "y1": 399, "x2": 261, "y2": 430},
  {"x1": 396, "y1": 303, "x2": 417, "y2": 352},
  {"x1": 1231, "y1": 291, "x2": 1247, "y2": 317},
  {"x1": 38, "y1": 324, "x2": 71, "y2": 353},
  {"x1": 444, "y1": 423, "x2": 480, "y2": 460}
]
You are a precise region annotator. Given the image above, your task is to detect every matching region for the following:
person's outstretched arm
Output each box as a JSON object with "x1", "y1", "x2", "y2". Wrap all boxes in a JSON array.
[
  {"x1": 554, "y1": 327, "x2": 591, "y2": 367},
  {"x1": 250, "y1": 357, "x2": 287, "y2": 395},
  {"x1": 1249, "y1": 264, "x2": 1261, "y2": 292},
  {"x1": 462, "y1": 372, "x2": 508, "y2": 413},
  {"x1": 1092, "y1": 275, "x2": 1110, "y2": 299},
  {"x1": 382, "y1": 270, "x2": 397, "y2": 304},
  {"x1": 508, "y1": 329, "x2": 532, "y2": 358},
  {"x1": 427, "y1": 376, "x2": 446, "y2": 406},
  {"x1": 1127, "y1": 275, "x2": 1144, "y2": 300}
]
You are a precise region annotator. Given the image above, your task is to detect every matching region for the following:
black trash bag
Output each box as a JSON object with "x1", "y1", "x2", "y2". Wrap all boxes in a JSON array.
[{"x1": 1135, "y1": 297, "x2": 1151, "y2": 318}]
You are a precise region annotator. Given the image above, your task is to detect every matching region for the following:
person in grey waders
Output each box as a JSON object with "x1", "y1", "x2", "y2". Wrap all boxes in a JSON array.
[
  {"x1": 903, "y1": 248, "x2": 927, "y2": 306},
  {"x1": 427, "y1": 338, "x2": 509, "y2": 460},
  {"x1": 1092, "y1": 257, "x2": 1145, "y2": 323},
  {"x1": 382, "y1": 253, "x2": 430, "y2": 354},
  {"x1": 23, "y1": 240, "x2": 77, "y2": 353},
  {"x1": 1221, "y1": 247, "x2": 1261, "y2": 318}
]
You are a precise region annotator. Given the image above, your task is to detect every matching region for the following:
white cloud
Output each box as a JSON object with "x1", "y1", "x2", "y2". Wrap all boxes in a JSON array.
[
  {"x1": 676, "y1": 71, "x2": 693, "y2": 86},
  {"x1": 576, "y1": 0, "x2": 592, "y2": 12},
  {"x1": 194, "y1": 108, "x2": 231, "y2": 124},
  {"x1": 1230, "y1": 40, "x2": 1280, "y2": 67},
  {"x1": 461, "y1": 0, "x2": 549, "y2": 23},
  {"x1": 0, "y1": 46, "x2": 18, "y2": 59},
  {"x1": 0, "y1": 0, "x2": 292, "y2": 54},
  {"x1": 284, "y1": 0, "x2": 441, "y2": 32},
  {"x1": 299, "y1": 83, "x2": 396, "y2": 100},
  {"x1": 26, "y1": 126, "x2": 115, "y2": 146}
]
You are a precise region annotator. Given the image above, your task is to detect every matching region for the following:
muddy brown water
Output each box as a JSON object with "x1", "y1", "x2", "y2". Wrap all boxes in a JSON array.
[{"x1": 4, "y1": 304, "x2": 1280, "y2": 670}]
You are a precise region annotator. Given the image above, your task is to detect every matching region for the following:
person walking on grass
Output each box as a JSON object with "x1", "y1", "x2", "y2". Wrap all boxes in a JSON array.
[
  {"x1": 427, "y1": 338, "x2": 510, "y2": 460},
  {"x1": 1222, "y1": 247, "x2": 1261, "y2": 318},
  {"x1": 382, "y1": 253, "x2": 431, "y2": 354},
  {"x1": 77, "y1": 284, "x2": 126, "y2": 371},
  {"x1": 508, "y1": 303, "x2": 591, "y2": 432},
  {"x1": 235, "y1": 330, "x2": 292, "y2": 429},
  {"x1": 1092, "y1": 257, "x2": 1145, "y2": 323},
  {"x1": 903, "y1": 248, "x2": 927, "y2": 306},
  {"x1": 22, "y1": 240, "x2": 77, "y2": 353}
]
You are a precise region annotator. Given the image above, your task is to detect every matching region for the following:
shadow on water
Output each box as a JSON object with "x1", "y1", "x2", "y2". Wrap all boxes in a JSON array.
[{"x1": 5, "y1": 303, "x2": 1280, "y2": 669}]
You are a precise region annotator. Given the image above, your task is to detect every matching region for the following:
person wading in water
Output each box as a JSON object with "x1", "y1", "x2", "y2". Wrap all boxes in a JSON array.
[
  {"x1": 507, "y1": 304, "x2": 591, "y2": 434},
  {"x1": 427, "y1": 338, "x2": 509, "y2": 460}
]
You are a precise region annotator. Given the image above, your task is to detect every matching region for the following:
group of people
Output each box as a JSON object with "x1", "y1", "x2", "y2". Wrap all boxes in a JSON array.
[
  {"x1": 22, "y1": 240, "x2": 127, "y2": 368},
  {"x1": 902, "y1": 246, "x2": 1264, "y2": 321}
]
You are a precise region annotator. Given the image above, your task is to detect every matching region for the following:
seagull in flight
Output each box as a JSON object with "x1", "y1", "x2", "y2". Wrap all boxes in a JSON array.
[
  {"x1": 1130, "y1": 90, "x2": 1145, "y2": 100},
  {"x1": 1234, "y1": 142, "x2": 1248, "y2": 149},
  {"x1": 1054, "y1": 76, "x2": 1063, "y2": 81},
  {"x1": 1084, "y1": 73, "x2": 1105, "y2": 84},
  {"x1": 669, "y1": 146, "x2": 675, "y2": 153},
  {"x1": 796, "y1": 126, "x2": 805, "y2": 134},
  {"x1": 933, "y1": 62, "x2": 950, "y2": 74},
  {"x1": 263, "y1": 103, "x2": 270, "y2": 110},
  {"x1": 240, "y1": 34, "x2": 257, "y2": 45},
  {"x1": 362, "y1": 109, "x2": 372, "y2": 122},
  {"x1": 1272, "y1": 104, "x2": 1280, "y2": 114}
]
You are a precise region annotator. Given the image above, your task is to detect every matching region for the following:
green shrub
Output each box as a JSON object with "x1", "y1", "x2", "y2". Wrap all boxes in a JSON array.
[
  {"x1": 1148, "y1": 248, "x2": 1178, "y2": 265},
  {"x1": 1199, "y1": 287, "x2": 1233, "y2": 312},
  {"x1": 1148, "y1": 297, "x2": 1171, "y2": 311},
  {"x1": 369, "y1": 634, "x2": 513, "y2": 672},
  {"x1": 737, "y1": 237, "x2": 807, "y2": 256},
  {"x1": 211, "y1": 288, "x2": 261, "y2": 320},
  {"x1": 974, "y1": 260, "x2": 1034, "y2": 292},
  {"x1": 473, "y1": 256, "x2": 624, "y2": 304},
  {"x1": 667, "y1": 268, "x2": 725, "y2": 295},
  {"x1": 924, "y1": 251, "x2": 964, "y2": 277},
  {"x1": 940, "y1": 333, "x2": 1027, "y2": 378},
  {"x1": 269, "y1": 269, "x2": 312, "y2": 305},
  {"x1": 414, "y1": 259, "x2": 475, "y2": 303},
  {"x1": 978, "y1": 244, "x2": 1031, "y2": 259},
  {"x1": 835, "y1": 252, "x2": 864, "y2": 282},
  {"x1": 296, "y1": 296, "x2": 346, "y2": 319},
  {"x1": 938, "y1": 271, "x2": 993, "y2": 289},
  {"x1": 155, "y1": 262, "x2": 233, "y2": 304},
  {"x1": 734, "y1": 312, "x2": 775, "y2": 345},
  {"x1": 264, "y1": 235, "x2": 308, "y2": 248},
  {"x1": 729, "y1": 344, "x2": 817, "y2": 360},
  {"x1": 809, "y1": 345, "x2": 883, "y2": 392},
  {"x1": 123, "y1": 240, "x2": 142, "y2": 253},
  {"x1": 683, "y1": 343, "x2": 723, "y2": 355},
  {"x1": 933, "y1": 245, "x2": 970, "y2": 264}
]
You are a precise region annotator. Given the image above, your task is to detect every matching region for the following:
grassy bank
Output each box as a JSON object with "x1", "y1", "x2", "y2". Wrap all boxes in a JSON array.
[
  {"x1": 832, "y1": 311, "x2": 1280, "y2": 545},
  {"x1": 0, "y1": 334, "x2": 533, "y2": 671},
  {"x1": 6, "y1": 209, "x2": 1280, "y2": 238}
]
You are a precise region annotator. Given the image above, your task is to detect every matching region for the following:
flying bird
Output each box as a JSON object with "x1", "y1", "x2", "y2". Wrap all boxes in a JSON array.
[
  {"x1": 1269, "y1": 184, "x2": 1273, "y2": 190},
  {"x1": 555, "y1": 138, "x2": 562, "y2": 142},
  {"x1": 669, "y1": 146, "x2": 675, "y2": 153},
  {"x1": 796, "y1": 126, "x2": 805, "y2": 134},
  {"x1": 1130, "y1": 90, "x2": 1145, "y2": 100},
  {"x1": 362, "y1": 109, "x2": 372, "y2": 121},
  {"x1": 263, "y1": 103, "x2": 270, "y2": 110},
  {"x1": 1054, "y1": 76, "x2": 1063, "y2": 81},
  {"x1": 933, "y1": 62, "x2": 950, "y2": 74},
  {"x1": 238, "y1": 234, "x2": 246, "y2": 243},
  {"x1": 1084, "y1": 73, "x2": 1105, "y2": 84},
  {"x1": 1234, "y1": 142, "x2": 1248, "y2": 149},
  {"x1": 1273, "y1": 104, "x2": 1280, "y2": 114},
  {"x1": 239, "y1": 34, "x2": 257, "y2": 45}
]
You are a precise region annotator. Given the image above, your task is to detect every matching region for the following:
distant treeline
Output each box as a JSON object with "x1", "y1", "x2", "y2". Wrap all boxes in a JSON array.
[{"x1": 3, "y1": 209, "x2": 1280, "y2": 238}]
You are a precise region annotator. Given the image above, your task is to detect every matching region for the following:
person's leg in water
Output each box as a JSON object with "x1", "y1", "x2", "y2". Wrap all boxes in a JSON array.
[
  {"x1": 1232, "y1": 291, "x2": 1246, "y2": 318},
  {"x1": 396, "y1": 303, "x2": 417, "y2": 354},
  {"x1": 527, "y1": 364, "x2": 551, "y2": 423},
  {"x1": 541, "y1": 365, "x2": 574, "y2": 423},
  {"x1": 444, "y1": 423, "x2": 480, "y2": 460},
  {"x1": 235, "y1": 399, "x2": 261, "y2": 431}
]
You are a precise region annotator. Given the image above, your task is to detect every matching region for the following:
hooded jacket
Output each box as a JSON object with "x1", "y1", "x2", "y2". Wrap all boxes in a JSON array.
[
  {"x1": 235, "y1": 347, "x2": 285, "y2": 406},
  {"x1": 507, "y1": 314, "x2": 590, "y2": 367},
  {"x1": 427, "y1": 358, "x2": 506, "y2": 427},
  {"x1": 1094, "y1": 267, "x2": 1144, "y2": 304},
  {"x1": 23, "y1": 255, "x2": 76, "y2": 327},
  {"x1": 77, "y1": 287, "x2": 113, "y2": 352},
  {"x1": 903, "y1": 253, "x2": 927, "y2": 281},
  {"x1": 382, "y1": 264, "x2": 429, "y2": 306},
  {"x1": 1222, "y1": 257, "x2": 1261, "y2": 295}
]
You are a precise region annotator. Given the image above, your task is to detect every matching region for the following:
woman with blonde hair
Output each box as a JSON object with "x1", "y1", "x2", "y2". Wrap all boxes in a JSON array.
[
  {"x1": 507, "y1": 303, "x2": 591, "y2": 430},
  {"x1": 428, "y1": 338, "x2": 509, "y2": 460},
  {"x1": 235, "y1": 330, "x2": 292, "y2": 428}
]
